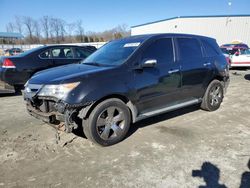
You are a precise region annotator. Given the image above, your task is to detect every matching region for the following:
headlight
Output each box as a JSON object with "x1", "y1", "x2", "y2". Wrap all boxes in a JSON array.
[{"x1": 38, "y1": 82, "x2": 80, "y2": 99}]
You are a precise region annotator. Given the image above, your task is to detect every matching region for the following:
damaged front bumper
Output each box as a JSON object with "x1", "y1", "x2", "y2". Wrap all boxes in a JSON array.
[{"x1": 24, "y1": 92, "x2": 93, "y2": 133}]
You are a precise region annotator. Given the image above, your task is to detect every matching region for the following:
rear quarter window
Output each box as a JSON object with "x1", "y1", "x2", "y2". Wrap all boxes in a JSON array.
[
  {"x1": 177, "y1": 38, "x2": 202, "y2": 59},
  {"x1": 202, "y1": 39, "x2": 220, "y2": 57},
  {"x1": 75, "y1": 47, "x2": 92, "y2": 58},
  {"x1": 39, "y1": 50, "x2": 50, "y2": 59}
]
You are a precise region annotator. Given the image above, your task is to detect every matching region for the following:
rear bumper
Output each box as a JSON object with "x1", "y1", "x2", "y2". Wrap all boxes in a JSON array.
[
  {"x1": 0, "y1": 80, "x2": 15, "y2": 93},
  {"x1": 0, "y1": 67, "x2": 29, "y2": 86},
  {"x1": 231, "y1": 63, "x2": 250, "y2": 67}
]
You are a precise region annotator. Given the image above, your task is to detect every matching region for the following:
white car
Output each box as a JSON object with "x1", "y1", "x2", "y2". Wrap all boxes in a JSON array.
[{"x1": 231, "y1": 49, "x2": 250, "y2": 67}]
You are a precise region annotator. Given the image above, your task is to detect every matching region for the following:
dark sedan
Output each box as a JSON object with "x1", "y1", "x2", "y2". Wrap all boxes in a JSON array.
[
  {"x1": 0, "y1": 45, "x2": 96, "y2": 93},
  {"x1": 4, "y1": 48, "x2": 23, "y2": 56}
]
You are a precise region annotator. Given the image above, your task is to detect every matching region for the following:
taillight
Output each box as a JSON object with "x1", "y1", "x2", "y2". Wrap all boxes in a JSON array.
[
  {"x1": 2, "y1": 58, "x2": 16, "y2": 68},
  {"x1": 226, "y1": 57, "x2": 231, "y2": 65}
]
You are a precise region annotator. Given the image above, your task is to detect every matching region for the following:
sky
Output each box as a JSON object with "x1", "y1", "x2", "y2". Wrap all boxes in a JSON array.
[{"x1": 0, "y1": 0, "x2": 249, "y2": 33}]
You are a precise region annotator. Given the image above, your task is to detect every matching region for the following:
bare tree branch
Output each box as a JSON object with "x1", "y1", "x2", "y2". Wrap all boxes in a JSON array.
[
  {"x1": 40, "y1": 16, "x2": 50, "y2": 42},
  {"x1": 6, "y1": 22, "x2": 15, "y2": 32},
  {"x1": 76, "y1": 20, "x2": 84, "y2": 42},
  {"x1": 14, "y1": 16, "x2": 23, "y2": 34},
  {"x1": 22, "y1": 16, "x2": 35, "y2": 42}
]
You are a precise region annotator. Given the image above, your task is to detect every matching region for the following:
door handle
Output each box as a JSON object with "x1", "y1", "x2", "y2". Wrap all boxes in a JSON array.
[
  {"x1": 203, "y1": 62, "x2": 211, "y2": 66},
  {"x1": 168, "y1": 69, "x2": 180, "y2": 74}
]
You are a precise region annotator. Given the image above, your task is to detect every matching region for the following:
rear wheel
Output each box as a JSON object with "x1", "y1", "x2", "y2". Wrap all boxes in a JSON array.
[
  {"x1": 201, "y1": 80, "x2": 224, "y2": 111},
  {"x1": 83, "y1": 98, "x2": 131, "y2": 146}
]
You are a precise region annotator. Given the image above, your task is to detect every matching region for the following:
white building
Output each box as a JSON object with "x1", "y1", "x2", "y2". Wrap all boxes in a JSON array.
[{"x1": 131, "y1": 15, "x2": 250, "y2": 46}]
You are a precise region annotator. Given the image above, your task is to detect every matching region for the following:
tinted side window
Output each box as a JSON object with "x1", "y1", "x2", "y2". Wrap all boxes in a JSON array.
[
  {"x1": 75, "y1": 48, "x2": 91, "y2": 58},
  {"x1": 142, "y1": 38, "x2": 174, "y2": 64},
  {"x1": 51, "y1": 48, "x2": 73, "y2": 59},
  {"x1": 202, "y1": 40, "x2": 219, "y2": 57},
  {"x1": 39, "y1": 50, "x2": 50, "y2": 59},
  {"x1": 177, "y1": 38, "x2": 202, "y2": 59}
]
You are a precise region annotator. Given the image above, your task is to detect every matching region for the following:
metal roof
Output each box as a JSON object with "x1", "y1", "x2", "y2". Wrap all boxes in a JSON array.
[
  {"x1": 0, "y1": 32, "x2": 23, "y2": 39},
  {"x1": 131, "y1": 14, "x2": 250, "y2": 28}
]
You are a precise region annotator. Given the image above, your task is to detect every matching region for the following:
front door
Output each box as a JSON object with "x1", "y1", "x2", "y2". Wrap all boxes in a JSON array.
[{"x1": 133, "y1": 38, "x2": 182, "y2": 114}]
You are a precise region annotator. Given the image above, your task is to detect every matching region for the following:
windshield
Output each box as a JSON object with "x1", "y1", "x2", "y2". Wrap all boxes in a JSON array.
[
  {"x1": 82, "y1": 38, "x2": 144, "y2": 66},
  {"x1": 220, "y1": 48, "x2": 228, "y2": 54},
  {"x1": 240, "y1": 49, "x2": 250, "y2": 55},
  {"x1": 220, "y1": 48, "x2": 238, "y2": 55}
]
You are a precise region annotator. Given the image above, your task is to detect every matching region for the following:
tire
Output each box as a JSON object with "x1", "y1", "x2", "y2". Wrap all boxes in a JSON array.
[
  {"x1": 83, "y1": 98, "x2": 131, "y2": 146},
  {"x1": 201, "y1": 80, "x2": 224, "y2": 111},
  {"x1": 14, "y1": 85, "x2": 23, "y2": 95}
]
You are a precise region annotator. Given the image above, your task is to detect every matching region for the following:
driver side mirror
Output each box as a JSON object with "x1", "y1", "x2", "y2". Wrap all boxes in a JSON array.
[
  {"x1": 235, "y1": 51, "x2": 239, "y2": 56},
  {"x1": 141, "y1": 59, "x2": 157, "y2": 68}
]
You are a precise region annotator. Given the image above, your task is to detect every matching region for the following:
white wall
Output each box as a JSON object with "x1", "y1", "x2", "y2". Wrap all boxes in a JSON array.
[{"x1": 131, "y1": 16, "x2": 250, "y2": 46}]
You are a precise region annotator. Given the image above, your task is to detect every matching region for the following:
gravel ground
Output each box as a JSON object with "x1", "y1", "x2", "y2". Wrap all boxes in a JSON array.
[{"x1": 0, "y1": 70, "x2": 250, "y2": 188}]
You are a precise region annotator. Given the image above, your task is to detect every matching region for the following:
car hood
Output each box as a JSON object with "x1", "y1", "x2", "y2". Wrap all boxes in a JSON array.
[{"x1": 29, "y1": 64, "x2": 113, "y2": 84}]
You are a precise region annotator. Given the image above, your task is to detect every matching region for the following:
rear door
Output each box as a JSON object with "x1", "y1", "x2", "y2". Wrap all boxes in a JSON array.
[
  {"x1": 176, "y1": 37, "x2": 213, "y2": 100},
  {"x1": 39, "y1": 48, "x2": 54, "y2": 69},
  {"x1": 50, "y1": 47, "x2": 75, "y2": 66},
  {"x1": 134, "y1": 37, "x2": 182, "y2": 113}
]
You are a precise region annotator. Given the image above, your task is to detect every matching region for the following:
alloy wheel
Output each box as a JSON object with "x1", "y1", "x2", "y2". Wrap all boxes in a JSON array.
[
  {"x1": 209, "y1": 85, "x2": 222, "y2": 106},
  {"x1": 96, "y1": 106, "x2": 126, "y2": 141}
]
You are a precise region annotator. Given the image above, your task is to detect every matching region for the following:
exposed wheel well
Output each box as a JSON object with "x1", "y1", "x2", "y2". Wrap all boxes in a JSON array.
[
  {"x1": 83, "y1": 94, "x2": 133, "y2": 120},
  {"x1": 202, "y1": 76, "x2": 224, "y2": 98},
  {"x1": 214, "y1": 76, "x2": 223, "y2": 82}
]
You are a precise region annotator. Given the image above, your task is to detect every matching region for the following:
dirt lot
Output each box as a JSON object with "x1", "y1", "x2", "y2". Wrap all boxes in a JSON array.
[{"x1": 0, "y1": 70, "x2": 250, "y2": 188}]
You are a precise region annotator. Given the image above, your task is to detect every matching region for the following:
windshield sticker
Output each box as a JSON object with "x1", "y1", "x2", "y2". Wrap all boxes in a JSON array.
[{"x1": 124, "y1": 42, "x2": 141, "y2": 47}]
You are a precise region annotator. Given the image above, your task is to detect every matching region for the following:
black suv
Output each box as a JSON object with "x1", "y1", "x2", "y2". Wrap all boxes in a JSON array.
[{"x1": 23, "y1": 34, "x2": 230, "y2": 146}]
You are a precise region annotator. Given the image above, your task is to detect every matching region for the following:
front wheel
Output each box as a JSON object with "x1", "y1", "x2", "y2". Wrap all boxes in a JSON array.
[
  {"x1": 14, "y1": 85, "x2": 23, "y2": 95},
  {"x1": 83, "y1": 98, "x2": 131, "y2": 146},
  {"x1": 201, "y1": 80, "x2": 224, "y2": 111}
]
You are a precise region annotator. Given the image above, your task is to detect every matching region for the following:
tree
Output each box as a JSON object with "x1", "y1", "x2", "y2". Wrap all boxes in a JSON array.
[
  {"x1": 66, "y1": 22, "x2": 76, "y2": 42},
  {"x1": 99, "y1": 37, "x2": 104, "y2": 42},
  {"x1": 14, "y1": 16, "x2": 23, "y2": 34},
  {"x1": 59, "y1": 20, "x2": 66, "y2": 42},
  {"x1": 4, "y1": 14, "x2": 129, "y2": 44},
  {"x1": 33, "y1": 20, "x2": 40, "y2": 43},
  {"x1": 84, "y1": 36, "x2": 89, "y2": 43},
  {"x1": 6, "y1": 22, "x2": 15, "y2": 32},
  {"x1": 50, "y1": 18, "x2": 66, "y2": 43},
  {"x1": 76, "y1": 20, "x2": 84, "y2": 42},
  {"x1": 40, "y1": 16, "x2": 50, "y2": 42},
  {"x1": 22, "y1": 16, "x2": 35, "y2": 43},
  {"x1": 89, "y1": 36, "x2": 94, "y2": 42},
  {"x1": 114, "y1": 32, "x2": 123, "y2": 39},
  {"x1": 94, "y1": 36, "x2": 100, "y2": 42}
]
